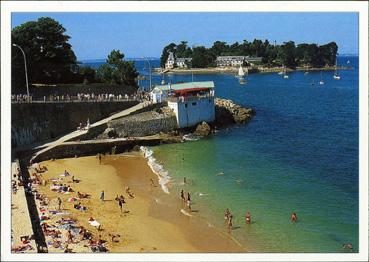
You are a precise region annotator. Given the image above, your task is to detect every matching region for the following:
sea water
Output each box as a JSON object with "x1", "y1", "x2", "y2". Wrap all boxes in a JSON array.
[{"x1": 85, "y1": 57, "x2": 359, "y2": 252}]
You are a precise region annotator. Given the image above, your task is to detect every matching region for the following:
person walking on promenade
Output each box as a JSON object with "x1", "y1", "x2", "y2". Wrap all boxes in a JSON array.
[
  {"x1": 100, "y1": 190, "x2": 105, "y2": 202},
  {"x1": 57, "y1": 197, "x2": 62, "y2": 210}
]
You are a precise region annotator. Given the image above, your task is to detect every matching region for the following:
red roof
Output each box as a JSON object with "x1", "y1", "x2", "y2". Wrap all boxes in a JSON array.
[{"x1": 173, "y1": 87, "x2": 211, "y2": 96}]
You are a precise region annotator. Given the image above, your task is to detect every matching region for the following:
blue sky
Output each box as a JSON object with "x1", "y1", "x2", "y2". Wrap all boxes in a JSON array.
[{"x1": 12, "y1": 12, "x2": 358, "y2": 60}]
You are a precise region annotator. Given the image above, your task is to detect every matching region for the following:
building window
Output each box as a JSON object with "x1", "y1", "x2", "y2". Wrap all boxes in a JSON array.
[{"x1": 192, "y1": 102, "x2": 197, "y2": 106}]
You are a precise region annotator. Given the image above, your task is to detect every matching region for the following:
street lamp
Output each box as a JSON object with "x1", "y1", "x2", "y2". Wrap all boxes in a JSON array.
[
  {"x1": 13, "y1": 43, "x2": 30, "y2": 102},
  {"x1": 142, "y1": 57, "x2": 152, "y2": 91}
]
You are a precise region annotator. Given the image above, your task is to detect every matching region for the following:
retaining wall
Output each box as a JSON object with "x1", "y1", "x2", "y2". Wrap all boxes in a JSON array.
[
  {"x1": 107, "y1": 110, "x2": 178, "y2": 138},
  {"x1": 11, "y1": 101, "x2": 138, "y2": 148}
]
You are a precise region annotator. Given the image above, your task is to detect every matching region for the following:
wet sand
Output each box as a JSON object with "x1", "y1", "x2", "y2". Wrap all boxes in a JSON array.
[{"x1": 35, "y1": 152, "x2": 244, "y2": 252}]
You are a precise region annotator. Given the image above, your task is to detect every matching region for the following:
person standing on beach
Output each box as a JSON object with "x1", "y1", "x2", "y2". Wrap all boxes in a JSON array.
[
  {"x1": 228, "y1": 214, "x2": 233, "y2": 232},
  {"x1": 118, "y1": 198, "x2": 124, "y2": 212},
  {"x1": 187, "y1": 192, "x2": 191, "y2": 202},
  {"x1": 57, "y1": 197, "x2": 62, "y2": 210},
  {"x1": 180, "y1": 190, "x2": 185, "y2": 204},
  {"x1": 100, "y1": 190, "x2": 105, "y2": 202},
  {"x1": 98, "y1": 154, "x2": 102, "y2": 165}
]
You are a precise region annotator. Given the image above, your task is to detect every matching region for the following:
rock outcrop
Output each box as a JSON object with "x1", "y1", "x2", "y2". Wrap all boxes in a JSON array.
[
  {"x1": 214, "y1": 98, "x2": 254, "y2": 127},
  {"x1": 194, "y1": 121, "x2": 211, "y2": 137}
]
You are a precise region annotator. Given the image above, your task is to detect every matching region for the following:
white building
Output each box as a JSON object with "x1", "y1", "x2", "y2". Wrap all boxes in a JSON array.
[
  {"x1": 216, "y1": 56, "x2": 262, "y2": 67},
  {"x1": 165, "y1": 52, "x2": 192, "y2": 69},
  {"x1": 176, "y1": 57, "x2": 192, "y2": 68},
  {"x1": 165, "y1": 52, "x2": 176, "y2": 69},
  {"x1": 150, "y1": 81, "x2": 215, "y2": 128}
]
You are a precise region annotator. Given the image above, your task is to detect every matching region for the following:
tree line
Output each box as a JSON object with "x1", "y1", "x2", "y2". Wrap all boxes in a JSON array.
[
  {"x1": 160, "y1": 40, "x2": 338, "y2": 69},
  {"x1": 11, "y1": 17, "x2": 138, "y2": 92}
]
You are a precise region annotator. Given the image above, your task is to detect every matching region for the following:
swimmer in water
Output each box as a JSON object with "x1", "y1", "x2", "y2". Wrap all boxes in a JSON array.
[
  {"x1": 224, "y1": 208, "x2": 231, "y2": 220},
  {"x1": 245, "y1": 212, "x2": 251, "y2": 224},
  {"x1": 291, "y1": 212, "x2": 297, "y2": 222}
]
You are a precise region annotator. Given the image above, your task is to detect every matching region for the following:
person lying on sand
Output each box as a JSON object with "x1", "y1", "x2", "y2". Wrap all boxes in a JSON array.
[
  {"x1": 77, "y1": 191, "x2": 90, "y2": 199},
  {"x1": 125, "y1": 187, "x2": 134, "y2": 198},
  {"x1": 108, "y1": 233, "x2": 121, "y2": 243}
]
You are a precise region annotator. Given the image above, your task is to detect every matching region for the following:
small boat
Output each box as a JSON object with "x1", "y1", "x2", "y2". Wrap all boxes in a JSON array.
[
  {"x1": 236, "y1": 65, "x2": 245, "y2": 78},
  {"x1": 282, "y1": 66, "x2": 289, "y2": 79},
  {"x1": 237, "y1": 65, "x2": 247, "y2": 84},
  {"x1": 319, "y1": 71, "x2": 324, "y2": 85},
  {"x1": 333, "y1": 58, "x2": 341, "y2": 80},
  {"x1": 347, "y1": 60, "x2": 350, "y2": 64},
  {"x1": 304, "y1": 71, "x2": 309, "y2": 75},
  {"x1": 278, "y1": 71, "x2": 284, "y2": 75}
]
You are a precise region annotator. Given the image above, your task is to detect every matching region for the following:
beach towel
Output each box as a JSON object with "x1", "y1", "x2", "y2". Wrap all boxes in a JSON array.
[
  {"x1": 88, "y1": 220, "x2": 100, "y2": 227},
  {"x1": 67, "y1": 197, "x2": 79, "y2": 202}
]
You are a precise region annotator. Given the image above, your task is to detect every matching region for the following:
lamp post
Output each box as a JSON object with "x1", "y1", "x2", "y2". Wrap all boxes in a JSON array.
[
  {"x1": 142, "y1": 57, "x2": 152, "y2": 91},
  {"x1": 13, "y1": 43, "x2": 30, "y2": 102}
]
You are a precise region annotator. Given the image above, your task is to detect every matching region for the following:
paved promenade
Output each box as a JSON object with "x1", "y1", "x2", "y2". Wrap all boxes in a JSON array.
[
  {"x1": 30, "y1": 101, "x2": 149, "y2": 163},
  {"x1": 11, "y1": 161, "x2": 37, "y2": 253}
]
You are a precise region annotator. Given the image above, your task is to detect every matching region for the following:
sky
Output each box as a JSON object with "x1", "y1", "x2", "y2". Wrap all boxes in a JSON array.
[{"x1": 11, "y1": 12, "x2": 359, "y2": 61}]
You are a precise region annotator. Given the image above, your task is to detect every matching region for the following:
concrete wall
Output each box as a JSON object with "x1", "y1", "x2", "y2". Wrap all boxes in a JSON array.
[
  {"x1": 168, "y1": 97, "x2": 215, "y2": 128},
  {"x1": 11, "y1": 101, "x2": 138, "y2": 148},
  {"x1": 107, "y1": 110, "x2": 178, "y2": 137}
]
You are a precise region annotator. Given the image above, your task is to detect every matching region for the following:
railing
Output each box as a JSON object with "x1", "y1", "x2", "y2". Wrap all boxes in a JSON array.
[
  {"x1": 11, "y1": 95, "x2": 147, "y2": 104},
  {"x1": 166, "y1": 94, "x2": 214, "y2": 103}
]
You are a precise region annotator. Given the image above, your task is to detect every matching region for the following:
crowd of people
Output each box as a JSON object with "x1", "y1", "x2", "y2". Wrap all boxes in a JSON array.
[{"x1": 11, "y1": 91, "x2": 151, "y2": 103}]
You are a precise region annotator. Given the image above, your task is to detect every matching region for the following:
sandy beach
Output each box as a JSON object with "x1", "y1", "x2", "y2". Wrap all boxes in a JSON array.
[{"x1": 31, "y1": 152, "x2": 244, "y2": 253}]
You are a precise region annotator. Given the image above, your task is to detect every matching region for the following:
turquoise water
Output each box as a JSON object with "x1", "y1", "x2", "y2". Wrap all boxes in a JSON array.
[{"x1": 147, "y1": 57, "x2": 359, "y2": 252}]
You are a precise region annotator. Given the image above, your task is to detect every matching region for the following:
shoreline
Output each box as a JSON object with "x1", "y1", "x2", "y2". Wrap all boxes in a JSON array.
[
  {"x1": 154, "y1": 65, "x2": 352, "y2": 75},
  {"x1": 29, "y1": 152, "x2": 245, "y2": 253}
]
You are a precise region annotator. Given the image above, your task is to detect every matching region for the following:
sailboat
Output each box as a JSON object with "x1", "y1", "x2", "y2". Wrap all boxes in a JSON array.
[
  {"x1": 283, "y1": 67, "x2": 289, "y2": 79},
  {"x1": 161, "y1": 73, "x2": 166, "y2": 85},
  {"x1": 237, "y1": 65, "x2": 246, "y2": 84},
  {"x1": 333, "y1": 58, "x2": 341, "y2": 80},
  {"x1": 319, "y1": 71, "x2": 325, "y2": 85}
]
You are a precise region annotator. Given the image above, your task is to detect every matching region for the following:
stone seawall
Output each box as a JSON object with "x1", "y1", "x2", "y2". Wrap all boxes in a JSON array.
[
  {"x1": 32, "y1": 138, "x2": 162, "y2": 162},
  {"x1": 105, "y1": 108, "x2": 178, "y2": 138},
  {"x1": 11, "y1": 101, "x2": 139, "y2": 148}
]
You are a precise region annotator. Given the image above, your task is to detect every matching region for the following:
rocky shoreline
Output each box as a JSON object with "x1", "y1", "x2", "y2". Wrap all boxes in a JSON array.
[
  {"x1": 155, "y1": 65, "x2": 352, "y2": 75},
  {"x1": 90, "y1": 98, "x2": 254, "y2": 143}
]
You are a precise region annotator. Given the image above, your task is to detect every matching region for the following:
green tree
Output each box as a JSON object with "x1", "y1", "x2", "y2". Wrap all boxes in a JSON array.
[
  {"x1": 176, "y1": 41, "x2": 192, "y2": 58},
  {"x1": 12, "y1": 17, "x2": 77, "y2": 89},
  {"x1": 319, "y1": 42, "x2": 338, "y2": 66},
  {"x1": 79, "y1": 66, "x2": 96, "y2": 84},
  {"x1": 96, "y1": 50, "x2": 138, "y2": 86},
  {"x1": 210, "y1": 41, "x2": 229, "y2": 57},
  {"x1": 278, "y1": 41, "x2": 297, "y2": 68},
  {"x1": 192, "y1": 46, "x2": 214, "y2": 68}
]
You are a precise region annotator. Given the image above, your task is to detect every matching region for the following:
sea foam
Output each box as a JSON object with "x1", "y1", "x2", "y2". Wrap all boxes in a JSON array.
[{"x1": 140, "y1": 146, "x2": 171, "y2": 194}]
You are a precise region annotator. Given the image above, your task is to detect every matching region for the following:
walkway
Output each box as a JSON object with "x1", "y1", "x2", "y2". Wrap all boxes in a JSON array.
[
  {"x1": 11, "y1": 161, "x2": 37, "y2": 253},
  {"x1": 30, "y1": 101, "x2": 149, "y2": 163}
]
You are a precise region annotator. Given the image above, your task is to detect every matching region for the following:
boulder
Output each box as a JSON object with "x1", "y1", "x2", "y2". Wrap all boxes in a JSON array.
[
  {"x1": 194, "y1": 121, "x2": 211, "y2": 137},
  {"x1": 102, "y1": 128, "x2": 118, "y2": 138}
]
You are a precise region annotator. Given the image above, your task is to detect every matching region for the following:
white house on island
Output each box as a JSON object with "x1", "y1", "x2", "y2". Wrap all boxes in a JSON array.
[
  {"x1": 165, "y1": 52, "x2": 192, "y2": 69},
  {"x1": 216, "y1": 56, "x2": 262, "y2": 67},
  {"x1": 150, "y1": 81, "x2": 215, "y2": 128}
]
